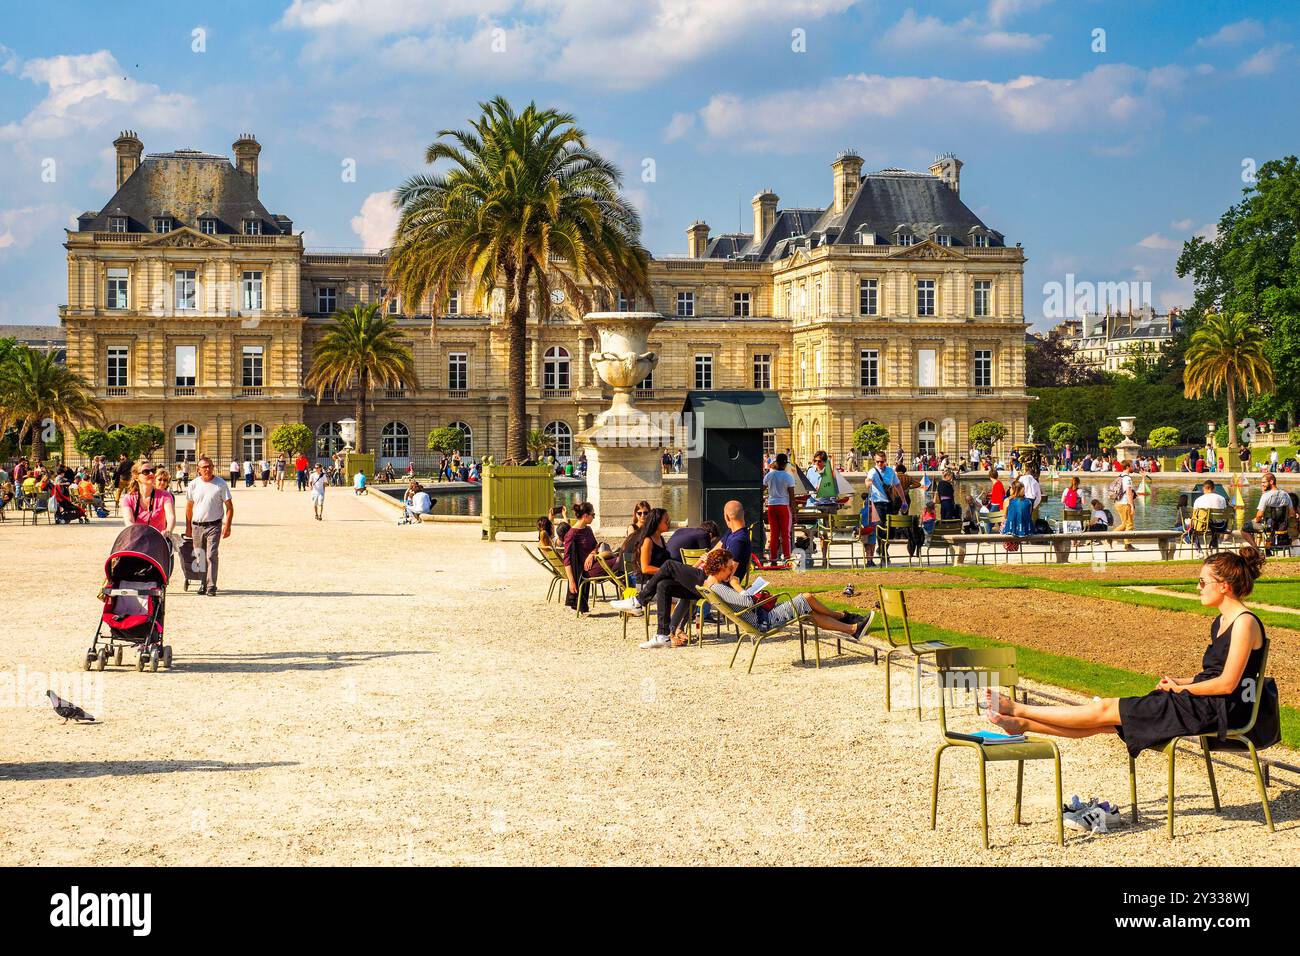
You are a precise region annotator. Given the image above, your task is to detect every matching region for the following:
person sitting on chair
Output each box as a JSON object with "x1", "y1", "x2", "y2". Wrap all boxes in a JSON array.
[
  {"x1": 985, "y1": 549, "x2": 1269, "y2": 758},
  {"x1": 1242, "y1": 471, "x2": 1293, "y2": 549},
  {"x1": 1000, "y1": 480, "x2": 1034, "y2": 537},
  {"x1": 700, "y1": 549, "x2": 872, "y2": 639}
]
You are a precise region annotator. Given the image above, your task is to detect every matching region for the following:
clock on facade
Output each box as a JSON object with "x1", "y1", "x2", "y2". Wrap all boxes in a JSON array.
[{"x1": 550, "y1": 289, "x2": 565, "y2": 304}]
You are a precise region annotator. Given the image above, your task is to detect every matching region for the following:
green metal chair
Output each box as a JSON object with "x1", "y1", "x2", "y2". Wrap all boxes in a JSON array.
[
  {"x1": 595, "y1": 552, "x2": 651, "y2": 642},
  {"x1": 523, "y1": 544, "x2": 565, "y2": 603},
  {"x1": 817, "y1": 513, "x2": 862, "y2": 569},
  {"x1": 930, "y1": 646, "x2": 1064, "y2": 849},
  {"x1": 878, "y1": 513, "x2": 915, "y2": 567},
  {"x1": 696, "y1": 584, "x2": 820, "y2": 673},
  {"x1": 878, "y1": 586, "x2": 957, "y2": 718},
  {"x1": 923, "y1": 519, "x2": 962, "y2": 566},
  {"x1": 1128, "y1": 641, "x2": 1275, "y2": 839}
]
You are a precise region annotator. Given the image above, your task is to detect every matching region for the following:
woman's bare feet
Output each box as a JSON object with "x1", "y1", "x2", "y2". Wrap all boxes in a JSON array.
[
  {"x1": 983, "y1": 689, "x2": 1014, "y2": 715},
  {"x1": 987, "y1": 709, "x2": 1027, "y2": 734}
]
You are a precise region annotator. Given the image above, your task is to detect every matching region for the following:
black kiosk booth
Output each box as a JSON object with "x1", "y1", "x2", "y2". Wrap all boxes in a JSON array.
[{"x1": 681, "y1": 390, "x2": 790, "y2": 554}]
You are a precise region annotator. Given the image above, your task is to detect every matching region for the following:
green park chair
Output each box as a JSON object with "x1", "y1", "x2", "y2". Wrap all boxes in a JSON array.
[
  {"x1": 878, "y1": 586, "x2": 958, "y2": 718},
  {"x1": 1128, "y1": 640, "x2": 1275, "y2": 839},
  {"x1": 930, "y1": 647, "x2": 1064, "y2": 849},
  {"x1": 924, "y1": 519, "x2": 962, "y2": 566},
  {"x1": 818, "y1": 513, "x2": 862, "y2": 569},
  {"x1": 879, "y1": 513, "x2": 915, "y2": 567},
  {"x1": 674, "y1": 547, "x2": 711, "y2": 646},
  {"x1": 595, "y1": 552, "x2": 651, "y2": 642},
  {"x1": 523, "y1": 544, "x2": 565, "y2": 603},
  {"x1": 696, "y1": 584, "x2": 820, "y2": 673}
]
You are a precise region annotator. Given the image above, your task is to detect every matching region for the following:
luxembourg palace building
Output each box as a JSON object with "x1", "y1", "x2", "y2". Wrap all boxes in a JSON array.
[{"x1": 60, "y1": 131, "x2": 1030, "y2": 468}]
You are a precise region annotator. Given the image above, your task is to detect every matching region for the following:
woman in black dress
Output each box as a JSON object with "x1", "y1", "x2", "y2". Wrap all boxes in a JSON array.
[
  {"x1": 985, "y1": 548, "x2": 1268, "y2": 752},
  {"x1": 934, "y1": 468, "x2": 959, "y2": 521},
  {"x1": 635, "y1": 507, "x2": 673, "y2": 579}
]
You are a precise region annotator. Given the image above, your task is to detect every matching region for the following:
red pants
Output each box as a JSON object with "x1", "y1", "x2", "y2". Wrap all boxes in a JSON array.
[{"x1": 767, "y1": 504, "x2": 791, "y2": 560}]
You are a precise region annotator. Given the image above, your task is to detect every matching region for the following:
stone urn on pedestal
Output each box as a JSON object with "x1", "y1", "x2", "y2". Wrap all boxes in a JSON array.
[
  {"x1": 1114, "y1": 416, "x2": 1141, "y2": 462},
  {"x1": 578, "y1": 312, "x2": 668, "y2": 534}
]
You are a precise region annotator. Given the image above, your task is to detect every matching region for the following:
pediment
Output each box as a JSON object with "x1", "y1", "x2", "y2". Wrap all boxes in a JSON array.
[
  {"x1": 139, "y1": 226, "x2": 228, "y2": 249},
  {"x1": 885, "y1": 240, "x2": 968, "y2": 261}
]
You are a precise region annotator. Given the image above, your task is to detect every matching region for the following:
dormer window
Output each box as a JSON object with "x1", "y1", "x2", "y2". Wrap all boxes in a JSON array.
[
  {"x1": 153, "y1": 217, "x2": 174, "y2": 234},
  {"x1": 199, "y1": 218, "x2": 217, "y2": 235},
  {"x1": 935, "y1": 234, "x2": 951, "y2": 247},
  {"x1": 973, "y1": 234, "x2": 989, "y2": 248},
  {"x1": 897, "y1": 233, "x2": 915, "y2": 246},
  {"x1": 242, "y1": 218, "x2": 262, "y2": 236},
  {"x1": 109, "y1": 217, "x2": 127, "y2": 234},
  {"x1": 855, "y1": 229, "x2": 877, "y2": 245}
]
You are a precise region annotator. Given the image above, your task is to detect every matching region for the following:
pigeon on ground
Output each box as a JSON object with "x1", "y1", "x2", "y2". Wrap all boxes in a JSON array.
[
  {"x1": 842, "y1": 584, "x2": 856, "y2": 596},
  {"x1": 47, "y1": 690, "x2": 95, "y2": 723}
]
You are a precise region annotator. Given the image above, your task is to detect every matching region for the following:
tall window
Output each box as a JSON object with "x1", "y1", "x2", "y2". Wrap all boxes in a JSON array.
[
  {"x1": 617, "y1": 291, "x2": 631, "y2": 312},
  {"x1": 106, "y1": 268, "x2": 129, "y2": 309},
  {"x1": 174, "y1": 270, "x2": 197, "y2": 311},
  {"x1": 318, "y1": 287, "x2": 336, "y2": 314},
  {"x1": 448, "y1": 352, "x2": 468, "y2": 391},
  {"x1": 241, "y1": 423, "x2": 264, "y2": 461},
  {"x1": 316, "y1": 422, "x2": 342, "y2": 458},
  {"x1": 762, "y1": 429, "x2": 775, "y2": 455},
  {"x1": 448, "y1": 290, "x2": 459, "y2": 315},
  {"x1": 974, "y1": 348, "x2": 993, "y2": 388},
  {"x1": 733, "y1": 291, "x2": 750, "y2": 317},
  {"x1": 543, "y1": 346, "x2": 570, "y2": 391},
  {"x1": 174, "y1": 345, "x2": 196, "y2": 387},
  {"x1": 380, "y1": 421, "x2": 410, "y2": 459},
  {"x1": 450, "y1": 421, "x2": 474, "y2": 457},
  {"x1": 544, "y1": 421, "x2": 573, "y2": 459},
  {"x1": 917, "y1": 420, "x2": 937, "y2": 457},
  {"x1": 752, "y1": 353, "x2": 772, "y2": 389},
  {"x1": 916, "y1": 279, "x2": 935, "y2": 316},
  {"x1": 859, "y1": 278, "x2": 878, "y2": 316},
  {"x1": 636, "y1": 368, "x2": 654, "y2": 393},
  {"x1": 917, "y1": 348, "x2": 938, "y2": 388},
  {"x1": 973, "y1": 280, "x2": 992, "y2": 317},
  {"x1": 106, "y1": 346, "x2": 128, "y2": 388},
  {"x1": 387, "y1": 294, "x2": 399, "y2": 314},
  {"x1": 173, "y1": 423, "x2": 197, "y2": 463},
  {"x1": 241, "y1": 345, "x2": 264, "y2": 387},
  {"x1": 815, "y1": 350, "x2": 823, "y2": 385},
  {"x1": 241, "y1": 271, "x2": 263, "y2": 311},
  {"x1": 694, "y1": 353, "x2": 713, "y2": 389},
  {"x1": 859, "y1": 349, "x2": 879, "y2": 389},
  {"x1": 677, "y1": 291, "x2": 694, "y2": 317},
  {"x1": 799, "y1": 352, "x2": 807, "y2": 388}
]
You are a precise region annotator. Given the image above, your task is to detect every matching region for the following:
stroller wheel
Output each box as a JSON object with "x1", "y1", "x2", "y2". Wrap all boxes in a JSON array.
[
  {"x1": 114, "y1": 646, "x2": 124, "y2": 667},
  {"x1": 162, "y1": 646, "x2": 173, "y2": 669},
  {"x1": 96, "y1": 649, "x2": 108, "y2": 672},
  {"x1": 136, "y1": 649, "x2": 147, "y2": 672},
  {"x1": 82, "y1": 651, "x2": 94, "y2": 672},
  {"x1": 184, "y1": 580, "x2": 190, "y2": 592},
  {"x1": 149, "y1": 648, "x2": 160, "y2": 673}
]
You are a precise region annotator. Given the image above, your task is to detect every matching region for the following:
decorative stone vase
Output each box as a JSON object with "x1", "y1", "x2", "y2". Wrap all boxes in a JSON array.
[
  {"x1": 586, "y1": 312, "x2": 663, "y2": 421},
  {"x1": 1115, "y1": 416, "x2": 1141, "y2": 462}
]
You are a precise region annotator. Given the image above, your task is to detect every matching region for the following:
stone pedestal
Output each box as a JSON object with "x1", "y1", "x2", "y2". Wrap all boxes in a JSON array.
[
  {"x1": 1114, "y1": 439, "x2": 1141, "y2": 462},
  {"x1": 583, "y1": 441, "x2": 663, "y2": 537}
]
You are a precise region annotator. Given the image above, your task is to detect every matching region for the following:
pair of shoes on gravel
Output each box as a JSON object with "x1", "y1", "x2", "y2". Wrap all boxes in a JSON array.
[
  {"x1": 639, "y1": 634, "x2": 671, "y2": 649},
  {"x1": 610, "y1": 596, "x2": 643, "y2": 616},
  {"x1": 1063, "y1": 795, "x2": 1121, "y2": 833}
]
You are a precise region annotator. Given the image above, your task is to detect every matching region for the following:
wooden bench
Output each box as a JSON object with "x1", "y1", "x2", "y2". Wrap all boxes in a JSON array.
[{"x1": 949, "y1": 529, "x2": 1186, "y2": 564}]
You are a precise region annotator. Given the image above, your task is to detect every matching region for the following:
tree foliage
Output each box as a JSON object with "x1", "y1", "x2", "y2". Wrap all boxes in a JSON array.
[
  {"x1": 1097, "y1": 426, "x2": 1123, "y2": 451},
  {"x1": 427, "y1": 426, "x2": 465, "y2": 455},
  {"x1": 968, "y1": 420, "x2": 1007, "y2": 454},
  {"x1": 270, "y1": 423, "x2": 314, "y2": 458},
  {"x1": 851, "y1": 422, "x2": 890, "y2": 456},
  {"x1": 1183, "y1": 310, "x2": 1274, "y2": 458},
  {"x1": 1046, "y1": 422, "x2": 1080, "y2": 448},
  {"x1": 1025, "y1": 334, "x2": 1104, "y2": 388},
  {"x1": 1146, "y1": 426, "x2": 1181, "y2": 449}
]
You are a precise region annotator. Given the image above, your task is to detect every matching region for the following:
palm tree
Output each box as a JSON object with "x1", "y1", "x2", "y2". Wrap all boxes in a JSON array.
[
  {"x1": 525, "y1": 428, "x2": 549, "y2": 462},
  {"x1": 1184, "y1": 310, "x2": 1274, "y2": 460},
  {"x1": 387, "y1": 96, "x2": 651, "y2": 462},
  {"x1": 0, "y1": 346, "x2": 103, "y2": 462},
  {"x1": 304, "y1": 304, "x2": 418, "y2": 453}
]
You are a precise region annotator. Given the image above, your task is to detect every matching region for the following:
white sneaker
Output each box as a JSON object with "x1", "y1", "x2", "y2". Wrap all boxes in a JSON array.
[
  {"x1": 1064, "y1": 806, "x2": 1109, "y2": 834},
  {"x1": 611, "y1": 596, "x2": 643, "y2": 616},
  {"x1": 638, "y1": 634, "x2": 671, "y2": 649}
]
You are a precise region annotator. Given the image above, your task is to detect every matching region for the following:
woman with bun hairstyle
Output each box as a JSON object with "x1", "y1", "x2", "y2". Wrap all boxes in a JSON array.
[{"x1": 986, "y1": 547, "x2": 1269, "y2": 754}]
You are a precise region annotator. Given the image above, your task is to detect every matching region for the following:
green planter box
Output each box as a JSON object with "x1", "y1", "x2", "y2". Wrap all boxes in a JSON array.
[
  {"x1": 344, "y1": 451, "x2": 375, "y2": 484},
  {"x1": 482, "y1": 461, "x2": 554, "y2": 541}
]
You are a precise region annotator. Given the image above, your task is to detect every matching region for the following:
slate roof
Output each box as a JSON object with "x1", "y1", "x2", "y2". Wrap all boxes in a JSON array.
[
  {"x1": 76, "y1": 150, "x2": 290, "y2": 235},
  {"x1": 705, "y1": 167, "x2": 1003, "y2": 261}
]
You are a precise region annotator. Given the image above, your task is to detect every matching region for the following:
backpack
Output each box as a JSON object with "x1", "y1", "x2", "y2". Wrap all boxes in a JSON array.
[
  {"x1": 1106, "y1": 475, "x2": 1125, "y2": 503},
  {"x1": 1191, "y1": 509, "x2": 1212, "y2": 533}
]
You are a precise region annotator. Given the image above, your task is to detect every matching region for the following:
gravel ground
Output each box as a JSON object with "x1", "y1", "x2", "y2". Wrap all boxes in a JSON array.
[{"x1": 1, "y1": 486, "x2": 1295, "y2": 865}]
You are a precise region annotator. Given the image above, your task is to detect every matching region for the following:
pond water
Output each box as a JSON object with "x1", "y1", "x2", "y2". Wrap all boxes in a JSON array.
[{"x1": 384, "y1": 476, "x2": 1221, "y2": 531}]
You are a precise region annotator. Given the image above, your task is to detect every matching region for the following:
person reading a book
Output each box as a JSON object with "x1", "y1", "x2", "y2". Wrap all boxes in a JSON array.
[
  {"x1": 984, "y1": 548, "x2": 1270, "y2": 758},
  {"x1": 700, "y1": 549, "x2": 872, "y2": 638}
]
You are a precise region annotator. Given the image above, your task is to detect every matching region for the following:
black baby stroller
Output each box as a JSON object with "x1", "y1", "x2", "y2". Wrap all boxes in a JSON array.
[
  {"x1": 84, "y1": 524, "x2": 175, "y2": 672},
  {"x1": 177, "y1": 535, "x2": 206, "y2": 591}
]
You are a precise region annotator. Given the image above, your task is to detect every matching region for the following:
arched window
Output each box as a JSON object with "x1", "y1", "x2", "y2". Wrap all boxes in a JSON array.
[
  {"x1": 173, "y1": 423, "x2": 197, "y2": 463},
  {"x1": 380, "y1": 421, "x2": 410, "y2": 459},
  {"x1": 917, "y1": 420, "x2": 937, "y2": 458},
  {"x1": 544, "y1": 421, "x2": 572, "y2": 459},
  {"x1": 543, "y1": 347, "x2": 570, "y2": 392},
  {"x1": 812, "y1": 421, "x2": 822, "y2": 454},
  {"x1": 796, "y1": 420, "x2": 807, "y2": 458},
  {"x1": 449, "y1": 421, "x2": 473, "y2": 457},
  {"x1": 106, "y1": 423, "x2": 125, "y2": 433},
  {"x1": 240, "y1": 423, "x2": 264, "y2": 461},
  {"x1": 316, "y1": 422, "x2": 342, "y2": 458}
]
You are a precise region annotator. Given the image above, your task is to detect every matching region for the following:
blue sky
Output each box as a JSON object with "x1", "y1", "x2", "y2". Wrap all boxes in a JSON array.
[{"x1": 1, "y1": 0, "x2": 1297, "y2": 329}]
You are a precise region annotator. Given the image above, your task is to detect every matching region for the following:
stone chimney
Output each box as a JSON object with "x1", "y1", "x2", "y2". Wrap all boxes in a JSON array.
[
  {"x1": 831, "y1": 150, "x2": 863, "y2": 215},
  {"x1": 929, "y1": 153, "x2": 963, "y2": 196},
  {"x1": 233, "y1": 133, "x2": 262, "y2": 186},
  {"x1": 687, "y1": 220, "x2": 710, "y2": 258},
  {"x1": 752, "y1": 190, "x2": 778, "y2": 246},
  {"x1": 113, "y1": 130, "x2": 143, "y2": 189}
]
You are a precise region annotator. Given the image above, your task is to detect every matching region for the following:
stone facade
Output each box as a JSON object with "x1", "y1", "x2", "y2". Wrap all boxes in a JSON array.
[{"x1": 60, "y1": 134, "x2": 1031, "y2": 467}]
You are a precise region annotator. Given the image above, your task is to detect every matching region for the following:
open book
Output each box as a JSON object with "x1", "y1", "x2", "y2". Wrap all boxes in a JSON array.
[
  {"x1": 743, "y1": 577, "x2": 769, "y2": 597},
  {"x1": 946, "y1": 730, "x2": 1028, "y2": 745}
]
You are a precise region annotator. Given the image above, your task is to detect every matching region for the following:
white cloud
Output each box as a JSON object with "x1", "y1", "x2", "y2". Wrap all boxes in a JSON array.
[
  {"x1": 0, "y1": 204, "x2": 78, "y2": 254},
  {"x1": 882, "y1": 9, "x2": 1048, "y2": 53},
  {"x1": 0, "y1": 51, "x2": 194, "y2": 144},
  {"x1": 1195, "y1": 19, "x2": 1266, "y2": 48},
  {"x1": 1170, "y1": 218, "x2": 1194, "y2": 231},
  {"x1": 1238, "y1": 43, "x2": 1292, "y2": 76},
  {"x1": 663, "y1": 112, "x2": 696, "y2": 143},
  {"x1": 350, "y1": 191, "x2": 400, "y2": 250},
  {"x1": 987, "y1": 0, "x2": 1050, "y2": 27},
  {"x1": 1137, "y1": 233, "x2": 1180, "y2": 251},
  {"x1": 690, "y1": 64, "x2": 1186, "y2": 152}
]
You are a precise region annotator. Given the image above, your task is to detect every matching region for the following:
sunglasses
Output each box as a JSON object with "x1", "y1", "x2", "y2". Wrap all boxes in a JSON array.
[
  {"x1": 1196, "y1": 578, "x2": 1218, "y2": 589},
  {"x1": 140, "y1": 467, "x2": 156, "y2": 475},
  {"x1": 635, "y1": 510, "x2": 648, "y2": 516}
]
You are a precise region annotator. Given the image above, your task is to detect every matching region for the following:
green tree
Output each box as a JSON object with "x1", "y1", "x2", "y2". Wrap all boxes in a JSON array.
[
  {"x1": 1047, "y1": 422, "x2": 1080, "y2": 448},
  {"x1": 968, "y1": 420, "x2": 1007, "y2": 455},
  {"x1": 74, "y1": 427, "x2": 114, "y2": 460},
  {"x1": 525, "y1": 428, "x2": 549, "y2": 461},
  {"x1": 0, "y1": 346, "x2": 102, "y2": 462},
  {"x1": 304, "y1": 304, "x2": 418, "y2": 453},
  {"x1": 121, "y1": 423, "x2": 165, "y2": 459},
  {"x1": 270, "y1": 423, "x2": 314, "y2": 458},
  {"x1": 851, "y1": 422, "x2": 890, "y2": 456},
  {"x1": 388, "y1": 97, "x2": 651, "y2": 461},
  {"x1": 1184, "y1": 311, "x2": 1274, "y2": 461},
  {"x1": 427, "y1": 426, "x2": 465, "y2": 456},
  {"x1": 1146, "y1": 426, "x2": 1181, "y2": 449},
  {"x1": 1098, "y1": 425, "x2": 1122, "y2": 452}
]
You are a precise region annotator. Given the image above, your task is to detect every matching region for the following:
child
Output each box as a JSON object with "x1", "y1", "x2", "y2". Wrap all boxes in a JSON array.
[
  {"x1": 921, "y1": 501, "x2": 937, "y2": 541},
  {"x1": 857, "y1": 493, "x2": 880, "y2": 567},
  {"x1": 1088, "y1": 498, "x2": 1110, "y2": 532}
]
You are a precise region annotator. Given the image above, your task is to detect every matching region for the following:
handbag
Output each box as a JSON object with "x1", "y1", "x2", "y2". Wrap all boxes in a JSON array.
[
  {"x1": 1243, "y1": 677, "x2": 1282, "y2": 749},
  {"x1": 750, "y1": 589, "x2": 778, "y2": 612}
]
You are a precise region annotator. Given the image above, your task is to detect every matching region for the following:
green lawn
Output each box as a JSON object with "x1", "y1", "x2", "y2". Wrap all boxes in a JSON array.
[{"x1": 1167, "y1": 580, "x2": 1300, "y2": 610}]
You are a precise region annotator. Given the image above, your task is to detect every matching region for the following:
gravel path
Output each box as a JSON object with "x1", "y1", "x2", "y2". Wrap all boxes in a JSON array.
[{"x1": 1, "y1": 486, "x2": 1295, "y2": 864}]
